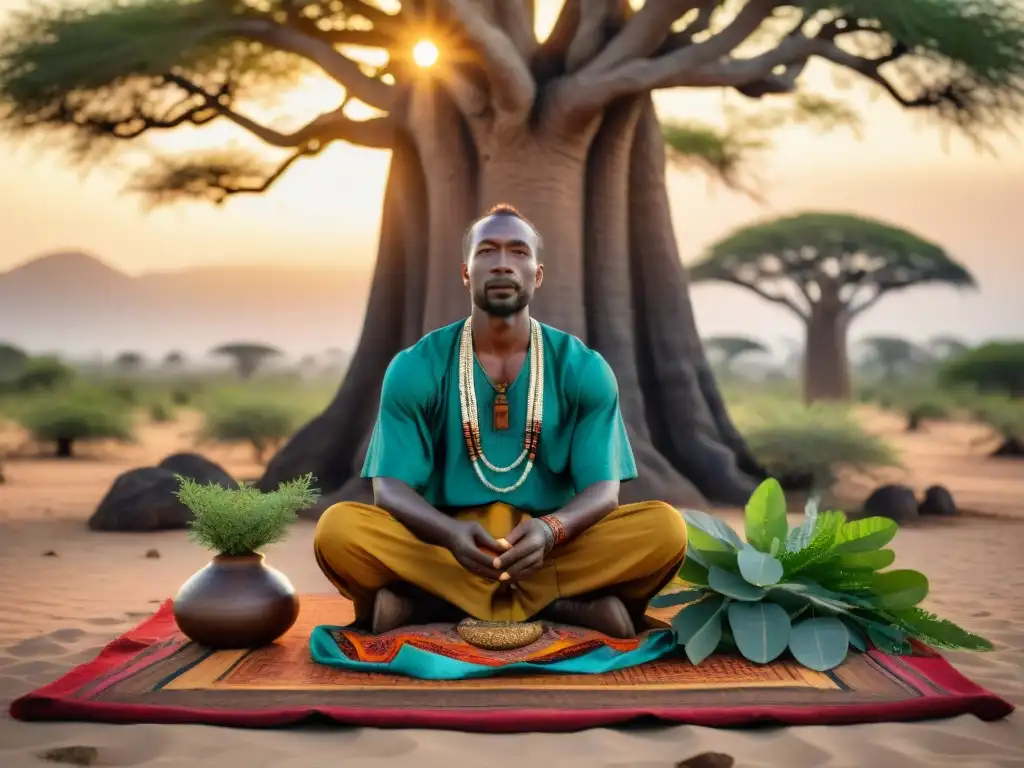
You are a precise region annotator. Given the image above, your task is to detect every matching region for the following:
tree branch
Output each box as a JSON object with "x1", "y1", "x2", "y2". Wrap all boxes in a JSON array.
[
  {"x1": 534, "y1": 0, "x2": 580, "y2": 76},
  {"x1": 565, "y1": 0, "x2": 619, "y2": 73},
  {"x1": 583, "y1": 1, "x2": 700, "y2": 75},
  {"x1": 497, "y1": 0, "x2": 538, "y2": 60},
  {"x1": 226, "y1": 19, "x2": 395, "y2": 111},
  {"x1": 848, "y1": 287, "x2": 888, "y2": 317},
  {"x1": 699, "y1": 273, "x2": 809, "y2": 320},
  {"x1": 164, "y1": 74, "x2": 395, "y2": 149},
  {"x1": 445, "y1": 0, "x2": 535, "y2": 122},
  {"x1": 562, "y1": 0, "x2": 780, "y2": 115}
]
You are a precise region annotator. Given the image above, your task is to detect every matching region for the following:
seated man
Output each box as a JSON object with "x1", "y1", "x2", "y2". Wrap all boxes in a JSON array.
[{"x1": 313, "y1": 204, "x2": 688, "y2": 639}]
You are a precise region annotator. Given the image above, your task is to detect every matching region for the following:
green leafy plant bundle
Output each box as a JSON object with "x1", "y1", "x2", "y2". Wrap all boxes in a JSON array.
[
  {"x1": 653, "y1": 479, "x2": 993, "y2": 672},
  {"x1": 174, "y1": 473, "x2": 319, "y2": 556}
]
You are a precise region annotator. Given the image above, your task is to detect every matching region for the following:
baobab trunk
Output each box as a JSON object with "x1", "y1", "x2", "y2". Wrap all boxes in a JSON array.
[
  {"x1": 259, "y1": 95, "x2": 760, "y2": 511},
  {"x1": 803, "y1": 304, "x2": 851, "y2": 403}
]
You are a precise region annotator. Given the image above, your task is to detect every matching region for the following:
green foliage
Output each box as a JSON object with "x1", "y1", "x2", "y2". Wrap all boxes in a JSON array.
[
  {"x1": 737, "y1": 402, "x2": 901, "y2": 491},
  {"x1": 972, "y1": 398, "x2": 1024, "y2": 440},
  {"x1": 175, "y1": 473, "x2": 319, "y2": 556},
  {"x1": 9, "y1": 356, "x2": 75, "y2": 393},
  {"x1": 199, "y1": 398, "x2": 302, "y2": 461},
  {"x1": 940, "y1": 341, "x2": 1024, "y2": 398},
  {"x1": 694, "y1": 213, "x2": 975, "y2": 299},
  {"x1": 660, "y1": 479, "x2": 993, "y2": 672},
  {"x1": 0, "y1": 343, "x2": 30, "y2": 385},
  {"x1": 15, "y1": 392, "x2": 134, "y2": 456},
  {"x1": 148, "y1": 400, "x2": 175, "y2": 422}
]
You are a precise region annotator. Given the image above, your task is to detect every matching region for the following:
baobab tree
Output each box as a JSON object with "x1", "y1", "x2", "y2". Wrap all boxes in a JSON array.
[
  {"x1": 692, "y1": 212, "x2": 975, "y2": 404},
  {"x1": 703, "y1": 335, "x2": 770, "y2": 375},
  {"x1": 2, "y1": 1, "x2": 1022, "y2": 507},
  {"x1": 210, "y1": 342, "x2": 283, "y2": 379}
]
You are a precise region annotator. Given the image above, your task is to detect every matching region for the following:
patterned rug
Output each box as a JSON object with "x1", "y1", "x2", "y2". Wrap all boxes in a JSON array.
[
  {"x1": 309, "y1": 619, "x2": 677, "y2": 679},
  {"x1": 9, "y1": 595, "x2": 1014, "y2": 732}
]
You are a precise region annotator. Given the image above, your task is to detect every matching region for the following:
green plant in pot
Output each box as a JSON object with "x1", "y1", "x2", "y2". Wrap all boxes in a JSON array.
[
  {"x1": 172, "y1": 473, "x2": 319, "y2": 649},
  {"x1": 653, "y1": 479, "x2": 993, "y2": 671}
]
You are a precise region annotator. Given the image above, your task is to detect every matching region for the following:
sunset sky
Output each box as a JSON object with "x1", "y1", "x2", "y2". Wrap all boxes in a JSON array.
[{"x1": 1, "y1": 0, "x2": 1022, "y2": 352}]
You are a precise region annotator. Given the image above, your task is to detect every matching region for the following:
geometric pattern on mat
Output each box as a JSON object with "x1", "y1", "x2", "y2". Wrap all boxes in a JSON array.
[{"x1": 9, "y1": 595, "x2": 1014, "y2": 732}]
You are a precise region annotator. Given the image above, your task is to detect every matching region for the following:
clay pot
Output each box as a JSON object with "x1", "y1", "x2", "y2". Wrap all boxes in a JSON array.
[{"x1": 172, "y1": 553, "x2": 299, "y2": 649}]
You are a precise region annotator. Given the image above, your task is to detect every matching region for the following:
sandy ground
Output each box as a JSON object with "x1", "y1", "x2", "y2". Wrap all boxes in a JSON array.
[{"x1": 0, "y1": 411, "x2": 1022, "y2": 767}]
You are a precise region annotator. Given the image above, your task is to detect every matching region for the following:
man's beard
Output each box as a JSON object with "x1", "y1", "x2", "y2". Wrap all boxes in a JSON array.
[{"x1": 472, "y1": 280, "x2": 530, "y2": 317}]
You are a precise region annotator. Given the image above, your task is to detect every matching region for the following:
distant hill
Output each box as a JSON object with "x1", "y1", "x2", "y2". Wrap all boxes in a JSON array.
[{"x1": 0, "y1": 251, "x2": 375, "y2": 359}]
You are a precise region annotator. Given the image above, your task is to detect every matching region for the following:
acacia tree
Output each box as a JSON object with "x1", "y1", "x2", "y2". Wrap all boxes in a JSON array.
[
  {"x1": 703, "y1": 335, "x2": 770, "y2": 374},
  {"x1": 210, "y1": 342, "x2": 282, "y2": 379},
  {"x1": 692, "y1": 212, "x2": 976, "y2": 403},
  {"x1": 859, "y1": 335, "x2": 931, "y2": 382},
  {"x1": 2, "y1": 0, "x2": 1022, "y2": 507}
]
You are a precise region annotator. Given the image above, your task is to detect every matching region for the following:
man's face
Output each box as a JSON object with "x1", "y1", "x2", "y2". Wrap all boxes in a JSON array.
[{"x1": 462, "y1": 214, "x2": 544, "y2": 318}]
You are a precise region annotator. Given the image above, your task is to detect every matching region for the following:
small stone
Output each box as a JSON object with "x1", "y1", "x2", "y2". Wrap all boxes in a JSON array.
[
  {"x1": 42, "y1": 550, "x2": 57, "y2": 557},
  {"x1": 145, "y1": 548, "x2": 160, "y2": 559},
  {"x1": 38, "y1": 745, "x2": 99, "y2": 766},
  {"x1": 676, "y1": 753, "x2": 735, "y2": 768},
  {"x1": 861, "y1": 484, "x2": 919, "y2": 523},
  {"x1": 918, "y1": 485, "x2": 957, "y2": 516}
]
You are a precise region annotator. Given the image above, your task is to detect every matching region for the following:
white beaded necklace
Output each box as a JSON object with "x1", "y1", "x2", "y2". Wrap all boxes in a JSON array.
[{"x1": 458, "y1": 317, "x2": 544, "y2": 494}]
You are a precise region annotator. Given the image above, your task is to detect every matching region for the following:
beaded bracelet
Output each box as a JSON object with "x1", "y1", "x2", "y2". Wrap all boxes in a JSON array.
[{"x1": 538, "y1": 515, "x2": 567, "y2": 551}]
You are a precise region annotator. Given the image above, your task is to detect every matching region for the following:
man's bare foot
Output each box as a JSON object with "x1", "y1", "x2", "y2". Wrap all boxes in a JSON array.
[
  {"x1": 371, "y1": 587, "x2": 464, "y2": 634},
  {"x1": 371, "y1": 588, "x2": 415, "y2": 634},
  {"x1": 542, "y1": 595, "x2": 636, "y2": 639}
]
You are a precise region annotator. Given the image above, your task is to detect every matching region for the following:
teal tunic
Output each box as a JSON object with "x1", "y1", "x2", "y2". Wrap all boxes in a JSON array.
[{"x1": 361, "y1": 319, "x2": 637, "y2": 512}]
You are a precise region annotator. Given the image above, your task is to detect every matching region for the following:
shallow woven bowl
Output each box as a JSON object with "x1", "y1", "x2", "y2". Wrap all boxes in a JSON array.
[{"x1": 456, "y1": 618, "x2": 544, "y2": 650}]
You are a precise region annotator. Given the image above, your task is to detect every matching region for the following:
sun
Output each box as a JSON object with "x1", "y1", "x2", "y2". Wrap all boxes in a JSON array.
[{"x1": 412, "y1": 39, "x2": 439, "y2": 68}]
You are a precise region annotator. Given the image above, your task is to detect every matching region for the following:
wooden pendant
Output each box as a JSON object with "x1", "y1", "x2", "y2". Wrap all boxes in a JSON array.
[{"x1": 493, "y1": 386, "x2": 509, "y2": 431}]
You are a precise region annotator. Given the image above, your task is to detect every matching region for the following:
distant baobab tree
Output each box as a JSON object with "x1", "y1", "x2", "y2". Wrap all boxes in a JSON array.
[
  {"x1": 691, "y1": 213, "x2": 975, "y2": 403},
  {"x1": 703, "y1": 335, "x2": 770, "y2": 375},
  {"x1": 162, "y1": 350, "x2": 186, "y2": 368},
  {"x1": 113, "y1": 351, "x2": 145, "y2": 373},
  {"x1": 859, "y1": 335, "x2": 932, "y2": 382},
  {"x1": 211, "y1": 342, "x2": 282, "y2": 380},
  {"x1": 2, "y1": 0, "x2": 1021, "y2": 506},
  {"x1": 928, "y1": 335, "x2": 970, "y2": 360}
]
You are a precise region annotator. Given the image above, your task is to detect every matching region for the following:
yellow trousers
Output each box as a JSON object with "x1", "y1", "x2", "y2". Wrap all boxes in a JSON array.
[{"x1": 313, "y1": 500, "x2": 688, "y2": 623}]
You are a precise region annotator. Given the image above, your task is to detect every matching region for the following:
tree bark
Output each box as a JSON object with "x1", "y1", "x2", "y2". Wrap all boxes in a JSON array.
[
  {"x1": 803, "y1": 303, "x2": 851, "y2": 403},
  {"x1": 258, "y1": 93, "x2": 761, "y2": 510}
]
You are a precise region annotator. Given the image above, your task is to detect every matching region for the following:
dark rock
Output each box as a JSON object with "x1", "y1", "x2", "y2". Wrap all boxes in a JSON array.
[
  {"x1": 676, "y1": 753, "x2": 735, "y2": 768},
  {"x1": 42, "y1": 550, "x2": 57, "y2": 557},
  {"x1": 87, "y1": 467, "x2": 194, "y2": 531},
  {"x1": 919, "y1": 485, "x2": 958, "y2": 516},
  {"x1": 992, "y1": 436, "x2": 1024, "y2": 458},
  {"x1": 38, "y1": 746, "x2": 99, "y2": 766},
  {"x1": 145, "y1": 548, "x2": 161, "y2": 559},
  {"x1": 862, "y1": 484, "x2": 920, "y2": 523},
  {"x1": 157, "y1": 452, "x2": 236, "y2": 488}
]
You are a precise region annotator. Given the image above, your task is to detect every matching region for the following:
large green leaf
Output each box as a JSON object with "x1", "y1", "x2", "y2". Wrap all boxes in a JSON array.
[
  {"x1": 862, "y1": 620, "x2": 912, "y2": 655},
  {"x1": 840, "y1": 617, "x2": 868, "y2": 652},
  {"x1": 677, "y1": 554, "x2": 710, "y2": 586},
  {"x1": 886, "y1": 607, "x2": 994, "y2": 651},
  {"x1": 778, "y1": 511, "x2": 845, "y2": 575},
  {"x1": 672, "y1": 594, "x2": 725, "y2": 644},
  {"x1": 708, "y1": 565, "x2": 767, "y2": 601},
  {"x1": 688, "y1": 526, "x2": 735, "y2": 553},
  {"x1": 772, "y1": 582, "x2": 850, "y2": 615},
  {"x1": 737, "y1": 546, "x2": 784, "y2": 586},
  {"x1": 870, "y1": 570, "x2": 929, "y2": 610},
  {"x1": 834, "y1": 517, "x2": 898, "y2": 554},
  {"x1": 681, "y1": 508, "x2": 745, "y2": 550},
  {"x1": 650, "y1": 589, "x2": 706, "y2": 609},
  {"x1": 684, "y1": 603, "x2": 726, "y2": 665},
  {"x1": 744, "y1": 478, "x2": 788, "y2": 553},
  {"x1": 836, "y1": 549, "x2": 896, "y2": 571},
  {"x1": 788, "y1": 617, "x2": 850, "y2": 671},
  {"x1": 727, "y1": 600, "x2": 791, "y2": 664}
]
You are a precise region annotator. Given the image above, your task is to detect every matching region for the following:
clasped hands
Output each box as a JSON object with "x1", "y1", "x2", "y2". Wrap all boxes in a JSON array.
[{"x1": 445, "y1": 517, "x2": 551, "y2": 584}]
